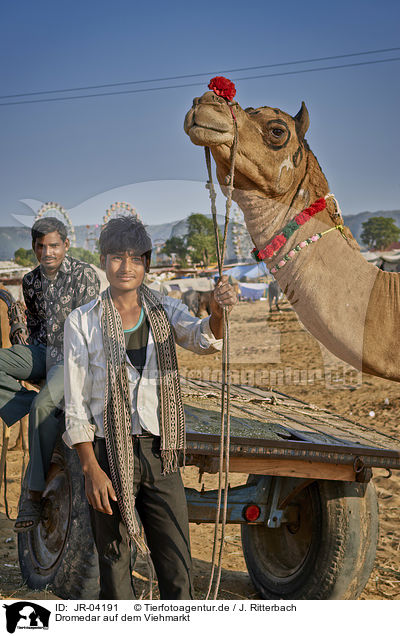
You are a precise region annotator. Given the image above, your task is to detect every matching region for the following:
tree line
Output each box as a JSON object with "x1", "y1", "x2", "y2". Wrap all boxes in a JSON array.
[
  {"x1": 13, "y1": 214, "x2": 219, "y2": 269},
  {"x1": 14, "y1": 246, "x2": 100, "y2": 268},
  {"x1": 13, "y1": 215, "x2": 400, "y2": 270},
  {"x1": 360, "y1": 217, "x2": 400, "y2": 250},
  {"x1": 161, "y1": 213, "x2": 221, "y2": 267}
]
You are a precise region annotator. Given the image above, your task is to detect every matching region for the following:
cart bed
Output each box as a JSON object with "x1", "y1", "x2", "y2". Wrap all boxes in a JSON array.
[{"x1": 182, "y1": 378, "x2": 400, "y2": 481}]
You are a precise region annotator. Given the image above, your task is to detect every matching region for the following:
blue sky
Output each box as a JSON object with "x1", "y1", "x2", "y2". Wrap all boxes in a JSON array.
[{"x1": 1, "y1": 0, "x2": 399, "y2": 229}]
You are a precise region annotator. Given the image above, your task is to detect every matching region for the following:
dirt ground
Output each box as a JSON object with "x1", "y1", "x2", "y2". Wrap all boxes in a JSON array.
[{"x1": 0, "y1": 298, "x2": 399, "y2": 600}]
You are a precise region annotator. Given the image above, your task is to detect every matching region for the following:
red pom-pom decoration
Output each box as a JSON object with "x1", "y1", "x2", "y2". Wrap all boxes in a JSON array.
[
  {"x1": 307, "y1": 198, "x2": 326, "y2": 217},
  {"x1": 295, "y1": 211, "x2": 310, "y2": 225},
  {"x1": 208, "y1": 76, "x2": 236, "y2": 102},
  {"x1": 271, "y1": 234, "x2": 286, "y2": 252},
  {"x1": 259, "y1": 245, "x2": 274, "y2": 260}
]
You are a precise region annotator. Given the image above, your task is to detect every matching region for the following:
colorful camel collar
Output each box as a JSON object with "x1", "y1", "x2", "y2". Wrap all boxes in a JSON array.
[
  {"x1": 252, "y1": 193, "x2": 336, "y2": 262},
  {"x1": 269, "y1": 224, "x2": 345, "y2": 275}
]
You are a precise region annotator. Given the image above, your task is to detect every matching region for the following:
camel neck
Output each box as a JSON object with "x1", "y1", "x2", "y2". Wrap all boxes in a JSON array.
[
  {"x1": 232, "y1": 169, "x2": 400, "y2": 380},
  {"x1": 252, "y1": 195, "x2": 335, "y2": 266},
  {"x1": 233, "y1": 151, "x2": 331, "y2": 253}
]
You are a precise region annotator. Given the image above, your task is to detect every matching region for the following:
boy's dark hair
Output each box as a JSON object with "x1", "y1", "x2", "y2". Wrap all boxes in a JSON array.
[
  {"x1": 31, "y1": 217, "x2": 68, "y2": 244},
  {"x1": 99, "y1": 216, "x2": 152, "y2": 258}
]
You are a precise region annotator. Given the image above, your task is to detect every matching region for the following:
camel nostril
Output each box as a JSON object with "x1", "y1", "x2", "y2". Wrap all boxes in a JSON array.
[
  {"x1": 198, "y1": 91, "x2": 220, "y2": 105},
  {"x1": 213, "y1": 94, "x2": 227, "y2": 106}
]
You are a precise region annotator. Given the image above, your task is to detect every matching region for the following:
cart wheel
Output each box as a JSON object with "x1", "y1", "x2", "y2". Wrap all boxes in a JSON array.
[
  {"x1": 18, "y1": 439, "x2": 99, "y2": 599},
  {"x1": 241, "y1": 477, "x2": 379, "y2": 600}
]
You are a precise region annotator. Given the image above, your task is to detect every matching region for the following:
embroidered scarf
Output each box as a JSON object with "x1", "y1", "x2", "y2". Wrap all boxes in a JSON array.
[{"x1": 101, "y1": 284, "x2": 185, "y2": 552}]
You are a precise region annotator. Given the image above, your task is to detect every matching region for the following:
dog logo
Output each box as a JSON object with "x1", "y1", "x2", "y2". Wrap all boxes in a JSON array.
[{"x1": 3, "y1": 602, "x2": 50, "y2": 633}]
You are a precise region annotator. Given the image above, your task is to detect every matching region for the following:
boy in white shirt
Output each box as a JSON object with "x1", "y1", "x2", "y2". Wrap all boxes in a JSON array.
[{"x1": 63, "y1": 216, "x2": 236, "y2": 599}]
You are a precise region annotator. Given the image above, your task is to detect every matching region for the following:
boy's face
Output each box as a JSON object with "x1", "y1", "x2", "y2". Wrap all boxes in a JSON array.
[{"x1": 101, "y1": 251, "x2": 146, "y2": 292}]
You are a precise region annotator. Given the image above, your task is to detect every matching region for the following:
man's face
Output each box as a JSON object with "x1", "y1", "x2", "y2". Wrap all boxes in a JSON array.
[
  {"x1": 101, "y1": 251, "x2": 146, "y2": 292},
  {"x1": 33, "y1": 231, "x2": 69, "y2": 276}
]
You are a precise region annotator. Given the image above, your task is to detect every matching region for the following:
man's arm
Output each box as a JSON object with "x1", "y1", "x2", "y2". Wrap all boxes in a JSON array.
[
  {"x1": 72, "y1": 264, "x2": 101, "y2": 309},
  {"x1": 168, "y1": 276, "x2": 237, "y2": 353},
  {"x1": 63, "y1": 312, "x2": 116, "y2": 514},
  {"x1": 63, "y1": 312, "x2": 96, "y2": 445},
  {"x1": 22, "y1": 274, "x2": 41, "y2": 340},
  {"x1": 74, "y1": 442, "x2": 117, "y2": 515},
  {"x1": 209, "y1": 276, "x2": 237, "y2": 339}
]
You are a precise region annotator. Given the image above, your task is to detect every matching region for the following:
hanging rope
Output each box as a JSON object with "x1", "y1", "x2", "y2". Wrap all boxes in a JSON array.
[{"x1": 204, "y1": 109, "x2": 238, "y2": 600}]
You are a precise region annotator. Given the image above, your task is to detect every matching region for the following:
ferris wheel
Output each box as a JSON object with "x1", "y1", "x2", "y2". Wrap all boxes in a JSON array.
[
  {"x1": 35, "y1": 202, "x2": 77, "y2": 247},
  {"x1": 103, "y1": 201, "x2": 139, "y2": 226}
]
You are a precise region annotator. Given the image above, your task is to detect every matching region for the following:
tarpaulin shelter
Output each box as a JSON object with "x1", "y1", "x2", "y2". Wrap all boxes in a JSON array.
[
  {"x1": 361, "y1": 250, "x2": 400, "y2": 272},
  {"x1": 238, "y1": 282, "x2": 268, "y2": 301},
  {"x1": 223, "y1": 262, "x2": 268, "y2": 280}
]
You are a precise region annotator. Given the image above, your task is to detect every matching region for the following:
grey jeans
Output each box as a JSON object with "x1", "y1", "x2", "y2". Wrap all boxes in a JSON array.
[
  {"x1": 90, "y1": 436, "x2": 194, "y2": 600},
  {"x1": 0, "y1": 343, "x2": 64, "y2": 491}
]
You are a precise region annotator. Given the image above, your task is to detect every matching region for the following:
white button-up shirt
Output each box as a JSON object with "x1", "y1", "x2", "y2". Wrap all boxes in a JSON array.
[{"x1": 62, "y1": 292, "x2": 222, "y2": 448}]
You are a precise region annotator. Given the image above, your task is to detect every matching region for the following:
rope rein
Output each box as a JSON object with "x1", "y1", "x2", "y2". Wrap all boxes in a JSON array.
[
  {"x1": 202, "y1": 120, "x2": 344, "y2": 600},
  {"x1": 204, "y1": 111, "x2": 238, "y2": 600}
]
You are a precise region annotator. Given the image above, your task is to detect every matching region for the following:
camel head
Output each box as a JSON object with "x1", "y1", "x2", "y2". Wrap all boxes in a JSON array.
[{"x1": 184, "y1": 90, "x2": 310, "y2": 198}]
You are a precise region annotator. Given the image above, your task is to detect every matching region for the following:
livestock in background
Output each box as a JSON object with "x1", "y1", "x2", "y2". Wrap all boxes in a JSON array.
[{"x1": 181, "y1": 289, "x2": 213, "y2": 317}]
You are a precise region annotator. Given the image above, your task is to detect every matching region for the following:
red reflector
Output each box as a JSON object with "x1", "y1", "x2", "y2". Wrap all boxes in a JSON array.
[{"x1": 244, "y1": 504, "x2": 261, "y2": 522}]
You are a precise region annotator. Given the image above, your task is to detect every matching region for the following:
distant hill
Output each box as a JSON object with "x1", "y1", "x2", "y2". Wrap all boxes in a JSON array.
[{"x1": 1, "y1": 209, "x2": 400, "y2": 261}]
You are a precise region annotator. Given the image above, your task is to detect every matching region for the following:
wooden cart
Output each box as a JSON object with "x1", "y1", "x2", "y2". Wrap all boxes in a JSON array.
[{"x1": 18, "y1": 378, "x2": 400, "y2": 600}]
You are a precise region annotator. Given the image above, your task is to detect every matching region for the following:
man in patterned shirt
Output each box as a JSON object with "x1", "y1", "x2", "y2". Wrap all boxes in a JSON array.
[{"x1": 0, "y1": 217, "x2": 100, "y2": 531}]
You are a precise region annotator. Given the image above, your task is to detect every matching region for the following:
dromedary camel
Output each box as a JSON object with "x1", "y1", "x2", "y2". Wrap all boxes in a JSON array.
[{"x1": 184, "y1": 89, "x2": 400, "y2": 381}]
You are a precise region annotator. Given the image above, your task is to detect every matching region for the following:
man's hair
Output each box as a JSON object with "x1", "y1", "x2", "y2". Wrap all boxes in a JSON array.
[
  {"x1": 99, "y1": 216, "x2": 152, "y2": 257},
  {"x1": 31, "y1": 217, "x2": 68, "y2": 244}
]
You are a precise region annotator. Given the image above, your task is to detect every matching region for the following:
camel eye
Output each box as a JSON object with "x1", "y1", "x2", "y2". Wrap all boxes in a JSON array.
[{"x1": 264, "y1": 120, "x2": 290, "y2": 148}]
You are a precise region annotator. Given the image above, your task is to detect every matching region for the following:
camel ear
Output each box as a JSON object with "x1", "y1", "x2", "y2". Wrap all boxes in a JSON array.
[{"x1": 294, "y1": 102, "x2": 309, "y2": 141}]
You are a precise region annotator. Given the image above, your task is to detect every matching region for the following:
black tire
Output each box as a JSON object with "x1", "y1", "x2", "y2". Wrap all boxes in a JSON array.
[
  {"x1": 241, "y1": 476, "x2": 379, "y2": 600},
  {"x1": 18, "y1": 439, "x2": 100, "y2": 599}
]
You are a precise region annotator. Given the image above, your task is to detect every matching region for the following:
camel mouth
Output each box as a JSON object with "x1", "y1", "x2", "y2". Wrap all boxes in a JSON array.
[
  {"x1": 186, "y1": 122, "x2": 234, "y2": 147},
  {"x1": 193, "y1": 121, "x2": 231, "y2": 134},
  {"x1": 184, "y1": 95, "x2": 235, "y2": 147},
  {"x1": 184, "y1": 105, "x2": 234, "y2": 146}
]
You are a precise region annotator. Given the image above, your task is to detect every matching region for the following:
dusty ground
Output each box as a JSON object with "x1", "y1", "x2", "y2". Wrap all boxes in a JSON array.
[{"x1": 0, "y1": 298, "x2": 399, "y2": 600}]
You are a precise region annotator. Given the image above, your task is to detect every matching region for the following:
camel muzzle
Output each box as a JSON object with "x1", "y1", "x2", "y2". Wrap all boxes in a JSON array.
[{"x1": 184, "y1": 92, "x2": 235, "y2": 146}]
